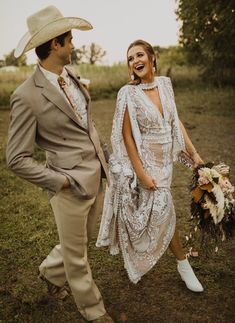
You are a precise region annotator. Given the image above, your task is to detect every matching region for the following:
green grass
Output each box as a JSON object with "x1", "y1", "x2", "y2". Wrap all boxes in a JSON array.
[
  {"x1": 0, "y1": 63, "x2": 203, "y2": 106},
  {"x1": 0, "y1": 86, "x2": 235, "y2": 322}
]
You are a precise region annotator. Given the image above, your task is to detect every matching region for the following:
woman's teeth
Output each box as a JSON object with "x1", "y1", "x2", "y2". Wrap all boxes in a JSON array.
[{"x1": 136, "y1": 64, "x2": 144, "y2": 71}]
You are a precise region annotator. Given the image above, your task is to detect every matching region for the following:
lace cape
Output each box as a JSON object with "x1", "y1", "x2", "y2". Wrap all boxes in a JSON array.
[{"x1": 96, "y1": 77, "x2": 185, "y2": 283}]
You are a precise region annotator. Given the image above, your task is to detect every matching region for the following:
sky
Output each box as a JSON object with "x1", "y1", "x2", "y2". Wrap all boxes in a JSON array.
[{"x1": 0, "y1": 0, "x2": 180, "y2": 65}]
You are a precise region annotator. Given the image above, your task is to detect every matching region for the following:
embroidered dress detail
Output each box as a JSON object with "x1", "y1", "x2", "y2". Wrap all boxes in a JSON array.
[{"x1": 96, "y1": 76, "x2": 186, "y2": 284}]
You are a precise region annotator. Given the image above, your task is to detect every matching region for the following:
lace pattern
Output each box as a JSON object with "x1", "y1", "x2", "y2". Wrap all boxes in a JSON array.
[{"x1": 96, "y1": 77, "x2": 185, "y2": 283}]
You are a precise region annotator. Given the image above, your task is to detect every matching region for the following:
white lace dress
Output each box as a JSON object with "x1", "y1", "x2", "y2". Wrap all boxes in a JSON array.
[{"x1": 96, "y1": 76, "x2": 185, "y2": 283}]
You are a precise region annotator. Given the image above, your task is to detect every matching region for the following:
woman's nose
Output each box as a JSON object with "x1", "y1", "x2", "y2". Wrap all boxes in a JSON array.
[{"x1": 133, "y1": 56, "x2": 139, "y2": 64}]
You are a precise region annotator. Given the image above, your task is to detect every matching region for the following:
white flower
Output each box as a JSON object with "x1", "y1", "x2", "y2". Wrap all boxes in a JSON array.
[
  {"x1": 202, "y1": 183, "x2": 225, "y2": 224},
  {"x1": 198, "y1": 167, "x2": 220, "y2": 185},
  {"x1": 219, "y1": 176, "x2": 234, "y2": 197},
  {"x1": 213, "y1": 163, "x2": 230, "y2": 176}
]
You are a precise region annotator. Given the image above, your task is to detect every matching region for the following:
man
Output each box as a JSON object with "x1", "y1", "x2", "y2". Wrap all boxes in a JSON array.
[{"x1": 6, "y1": 5, "x2": 113, "y2": 323}]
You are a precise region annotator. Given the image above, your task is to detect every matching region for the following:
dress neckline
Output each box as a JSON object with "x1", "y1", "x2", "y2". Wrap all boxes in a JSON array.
[
  {"x1": 137, "y1": 78, "x2": 158, "y2": 91},
  {"x1": 137, "y1": 77, "x2": 165, "y2": 121}
]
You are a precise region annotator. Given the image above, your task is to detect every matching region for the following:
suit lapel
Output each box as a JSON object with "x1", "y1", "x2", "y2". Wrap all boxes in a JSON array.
[
  {"x1": 34, "y1": 66, "x2": 87, "y2": 131},
  {"x1": 66, "y1": 68, "x2": 90, "y2": 102}
]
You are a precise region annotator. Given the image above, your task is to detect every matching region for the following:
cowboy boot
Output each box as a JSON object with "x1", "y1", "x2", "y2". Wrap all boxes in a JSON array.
[
  {"x1": 38, "y1": 271, "x2": 69, "y2": 300},
  {"x1": 177, "y1": 258, "x2": 204, "y2": 292}
]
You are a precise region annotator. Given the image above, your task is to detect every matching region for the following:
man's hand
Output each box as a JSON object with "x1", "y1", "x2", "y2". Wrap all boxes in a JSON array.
[{"x1": 62, "y1": 176, "x2": 71, "y2": 188}]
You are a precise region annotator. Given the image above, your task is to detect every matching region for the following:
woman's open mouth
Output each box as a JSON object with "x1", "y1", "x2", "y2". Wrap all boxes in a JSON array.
[{"x1": 135, "y1": 64, "x2": 145, "y2": 72}]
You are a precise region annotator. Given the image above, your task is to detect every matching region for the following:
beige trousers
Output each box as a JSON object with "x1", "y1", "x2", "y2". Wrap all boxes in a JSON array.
[{"x1": 39, "y1": 185, "x2": 106, "y2": 321}]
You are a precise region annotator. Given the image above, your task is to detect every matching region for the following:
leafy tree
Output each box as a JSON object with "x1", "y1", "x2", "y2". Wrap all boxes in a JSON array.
[
  {"x1": 72, "y1": 43, "x2": 106, "y2": 65},
  {"x1": 0, "y1": 59, "x2": 5, "y2": 68},
  {"x1": 153, "y1": 46, "x2": 186, "y2": 66},
  {"x1": 4, "y1": 49, "x2": 27, "y2": 66},
  {"x1": 176, "y1": 0, "x2": 235, "y2": 85},
  {"x1": 71, "y1": 46, "x2": 87, "y2": 65},
  {"x1": 152, "y1": 46, "x2": 187, "y2": 77},
  {"x1": 87, "y1": 43, "x2": 106, "y2": 65},
  {"x1": 71, "y1": 50, "x2": 79, "y2": 65}
]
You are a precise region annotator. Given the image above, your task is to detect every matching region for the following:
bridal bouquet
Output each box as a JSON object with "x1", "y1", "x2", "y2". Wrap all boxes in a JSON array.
[{"x1": 189, "y1": 162, "x2": 235, "y2": 247}]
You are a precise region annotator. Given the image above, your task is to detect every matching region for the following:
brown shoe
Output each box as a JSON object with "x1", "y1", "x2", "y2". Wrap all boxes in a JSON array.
[
  {"x1": 91, "y1": 313, "x2": 114, "y2": 323},
  {"x1": 38, "y1": 272, "x2": 69, "y2": 300}
]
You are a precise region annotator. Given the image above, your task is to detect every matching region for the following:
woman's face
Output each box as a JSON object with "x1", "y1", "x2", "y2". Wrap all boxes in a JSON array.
[{"x1": 127, "y1": 45, "x2": 154, "y2": 82}]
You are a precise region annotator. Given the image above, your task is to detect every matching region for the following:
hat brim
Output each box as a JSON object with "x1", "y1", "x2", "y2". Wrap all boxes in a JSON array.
[{"x1": 14, "y1": 17, "x2": 93, "y2": 58}]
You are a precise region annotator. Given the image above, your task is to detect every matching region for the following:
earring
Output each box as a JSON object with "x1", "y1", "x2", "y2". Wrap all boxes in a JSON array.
[
  {"x1": 131, "y1": 74, "x2": 135, "y2": 81},
  {"x1": 153, "y1": 66, "x2": 156, "y2": 73}
]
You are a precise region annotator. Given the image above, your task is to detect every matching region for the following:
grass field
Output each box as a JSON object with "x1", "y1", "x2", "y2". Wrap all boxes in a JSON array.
[
  {"x1": 0, "y1": 63, "x2": 201, "y2": 106},
  {"x1": 0, "y1": 85, "x2": 235, "y2": 322}
]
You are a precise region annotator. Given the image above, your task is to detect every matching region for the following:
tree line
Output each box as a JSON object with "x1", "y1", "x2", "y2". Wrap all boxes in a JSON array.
[
  {"x1": 1, "y1": 1, "x2": 234, "y2": 85},
  {"x1": 0, "y1": 43, "x2": 106, "y2": 68},
  {"x1": 176, "y1": 0, "x2": 235, "y2": 85}
]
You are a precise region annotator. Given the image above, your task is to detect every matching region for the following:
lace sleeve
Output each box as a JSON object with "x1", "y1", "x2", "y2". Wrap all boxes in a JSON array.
[{"x1": 164, "y1": 77, "x2": 185, "y2": 161}]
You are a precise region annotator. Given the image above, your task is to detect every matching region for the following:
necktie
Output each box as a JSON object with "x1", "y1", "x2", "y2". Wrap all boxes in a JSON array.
[{"x1": 57, "y1": 76, "x2": 83, "y2": 124}]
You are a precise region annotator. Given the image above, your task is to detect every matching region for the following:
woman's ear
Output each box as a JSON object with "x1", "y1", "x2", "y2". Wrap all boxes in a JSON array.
[{"x1": 151, "y1": 55, "x2": 155, "y2": 65}]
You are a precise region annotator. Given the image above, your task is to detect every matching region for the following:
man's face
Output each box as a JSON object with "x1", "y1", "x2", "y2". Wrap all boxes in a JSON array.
[{"x1": 57, "y1": 31, "x2": 74, "y2": 65}]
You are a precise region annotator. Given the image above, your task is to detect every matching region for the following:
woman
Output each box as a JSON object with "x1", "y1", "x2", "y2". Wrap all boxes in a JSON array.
[{"x1": 96, "y1": 40, "x2": 204, "y2": 292}]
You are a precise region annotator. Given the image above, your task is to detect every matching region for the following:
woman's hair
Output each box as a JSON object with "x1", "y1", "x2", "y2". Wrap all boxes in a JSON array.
[
  {"x1": 127, "y1": 39, "x2": 157, "y2": 85},
  {"x1": 35, "y1": 31, "x2": 70, "y2": 61}
]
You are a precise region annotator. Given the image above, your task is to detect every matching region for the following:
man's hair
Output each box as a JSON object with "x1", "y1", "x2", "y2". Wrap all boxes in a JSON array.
[{"x1": 35, "y1": 31, "x2": 70, "y2": 60}]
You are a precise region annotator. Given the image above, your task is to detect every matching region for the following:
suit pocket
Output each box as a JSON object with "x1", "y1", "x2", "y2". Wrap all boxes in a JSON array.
[{"x1": 48, "y1": 155, "x2": 83, "y2": 170}]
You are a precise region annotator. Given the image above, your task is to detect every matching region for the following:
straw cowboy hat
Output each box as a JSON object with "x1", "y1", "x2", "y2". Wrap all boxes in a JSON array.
[{"x1": 14, "y1": 5, "x2": 93, "y2": 58}]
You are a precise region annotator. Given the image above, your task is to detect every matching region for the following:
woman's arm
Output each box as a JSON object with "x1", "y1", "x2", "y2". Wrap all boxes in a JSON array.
[
  {"x1": 180, "y1": 120, "x2": 204, "y2": 167},
  {"x1": 122, "y1": 108, "x2": 156, "y2": 190}
]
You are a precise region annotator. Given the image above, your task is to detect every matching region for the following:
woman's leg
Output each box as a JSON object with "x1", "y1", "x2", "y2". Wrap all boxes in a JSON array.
[
  {"x1": 169, "y1": 229, "x2": 203, "y2": 292},
  {"x1": 169, "y1": 228, "x2": 185, "y2": 260}
]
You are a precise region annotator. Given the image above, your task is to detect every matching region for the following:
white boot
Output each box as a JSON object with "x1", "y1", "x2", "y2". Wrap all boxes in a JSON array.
[{"x1": 177, "y1": 258, "x2": 204, "y2": 292}]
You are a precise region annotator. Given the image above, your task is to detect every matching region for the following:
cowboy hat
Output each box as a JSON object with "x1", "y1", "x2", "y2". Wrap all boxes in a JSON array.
[{"x1": 14, "y1": 5, "x2": 93, "y2": 58}]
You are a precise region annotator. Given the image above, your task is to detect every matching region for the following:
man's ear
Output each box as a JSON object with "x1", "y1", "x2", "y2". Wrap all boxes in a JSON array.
[{"x1": 51, "y1": 38, "x2": 59, "y2": 50}]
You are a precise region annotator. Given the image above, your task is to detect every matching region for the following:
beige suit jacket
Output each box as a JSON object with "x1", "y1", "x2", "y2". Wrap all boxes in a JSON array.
[{"x1": 6, "y1": 66, "x2": 109, "y2": 199}]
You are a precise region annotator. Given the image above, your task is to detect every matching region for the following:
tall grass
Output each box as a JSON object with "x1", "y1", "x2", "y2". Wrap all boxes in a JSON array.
[
  {"x1": 0, "y1": 66, "x2": 34, "y2": 106},
  {"x1": 75, "y1": 63, "x2": 129, "y2": 99},
  {"x1": 0, "y1": 62, "x2": 202, "y2": 107}
]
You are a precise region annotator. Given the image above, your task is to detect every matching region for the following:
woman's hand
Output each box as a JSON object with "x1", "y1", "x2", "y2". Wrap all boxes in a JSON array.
[
  {"x1": 139, "y1": 174, "x2": 157, "y2": 190},
  {"x1": 192, "y1": 152, "x2": 204, "y2": 168}
]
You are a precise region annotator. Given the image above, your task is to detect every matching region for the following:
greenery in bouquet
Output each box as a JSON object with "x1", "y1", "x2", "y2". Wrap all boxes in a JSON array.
[{"x1": 188, "y1": 162, "x2": 235, "y2": 253}]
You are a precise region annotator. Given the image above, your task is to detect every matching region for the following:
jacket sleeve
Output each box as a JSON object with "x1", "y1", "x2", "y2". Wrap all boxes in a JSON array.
[{"x1": 6, "y1": 91, "x2": 66, "y2": 193}]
